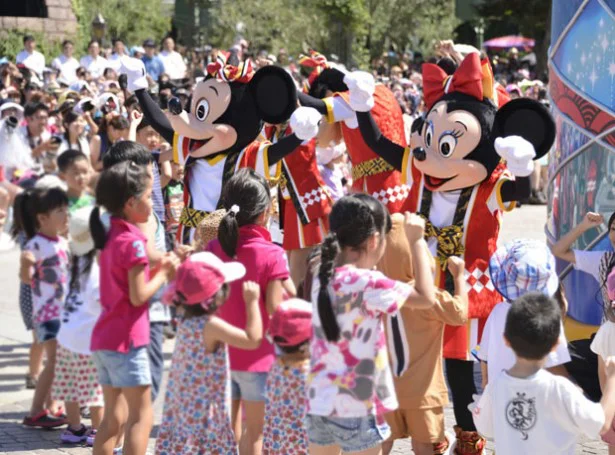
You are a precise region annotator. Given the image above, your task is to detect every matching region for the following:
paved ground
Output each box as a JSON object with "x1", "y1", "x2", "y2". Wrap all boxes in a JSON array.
[{"x1": 0, "y1": 205, "x2": 607, "y2": 454}]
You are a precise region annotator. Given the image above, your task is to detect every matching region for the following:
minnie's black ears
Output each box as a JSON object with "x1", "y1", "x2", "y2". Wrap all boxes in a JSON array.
[
  {"x1": 248, "y1": 65, "x2": 297, "y2": 124},
  {"x1": 493, "y1": 98, "x2": 556, "y2": 160}
]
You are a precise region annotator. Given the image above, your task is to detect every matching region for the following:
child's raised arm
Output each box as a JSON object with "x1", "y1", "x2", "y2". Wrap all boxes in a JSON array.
[
  {"x1": 551, "y1": 212, "x2": 603, "y2": 264},
  {"x1": 207, "y1": 281, "x2": 264, "y2": 350},
  {"x1": 404, "y1": 213, "x2": 436, "y2": 309},
  {"x1": 128, "y1": 253, "x2": 179, "y2": 307}
]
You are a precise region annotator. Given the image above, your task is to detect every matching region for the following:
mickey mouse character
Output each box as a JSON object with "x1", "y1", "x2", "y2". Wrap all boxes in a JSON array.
[
  {"x1": 344, "y1": 53, "x2": 555, "y2": 453},
  {"x1": 119, "y1": 53, "x2": 321, "y2": 243},
  {"x1": 296, "y1": 51, "x2": 409, "y2": 214}
]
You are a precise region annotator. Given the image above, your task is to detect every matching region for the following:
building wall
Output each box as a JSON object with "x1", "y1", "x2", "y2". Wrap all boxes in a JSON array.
[{"x1": 0, "y1": 0, "x2": 77, "y2": 40}]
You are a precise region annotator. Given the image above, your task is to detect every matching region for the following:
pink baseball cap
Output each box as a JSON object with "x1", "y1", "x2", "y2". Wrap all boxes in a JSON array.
[
  {"x1": 268, "y1": 299, "x2": 313, "y2": 347},
  {"x1": 165, "y1": 252, "x2": 245, "y2": 306}
]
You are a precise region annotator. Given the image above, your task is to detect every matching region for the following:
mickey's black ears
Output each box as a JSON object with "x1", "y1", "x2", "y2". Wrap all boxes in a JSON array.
[
  {"x1": 248, "y1": 65, "x2": 297, "y2": 124},
  {"x1": 493, "y1": 98, "x2": 556, "y2": 160}
]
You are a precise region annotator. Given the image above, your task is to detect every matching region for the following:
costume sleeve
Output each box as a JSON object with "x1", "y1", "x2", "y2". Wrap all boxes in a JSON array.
[
  {"x1": 135, "y1": 89, "x2": 175, "y2": 145},
  {"x1": 555, "y1": 376, "x2": 605, "y2": 439},
  {"x1": 297, "y1": 92, "x2": 354, "y2": 124},
  {"x1": 267, "y1": 134, "x2": 304, "y2": 166},
  {"x1": 356, "y1": 111, "x2": 405, "y2": 170},
  {"x1": 473, "y1": 385, "x2": 494, "y2": 439},
  {"x1": 487, "y1": 173, "x2": 517, "y2": 214},
  {"x1": 363, "y1": 270, "x2": 413, "y2": 316},
  {"x1": 545, "y1": 322, "x2": 571, "y2": 367},
  {"x1": 237, "y1": 142, "x2": 283, "y2": 181},
  {"x1": 431, "y1": 289, "x2": 468, "y2": 327},
  {"x1": 572, "y1": 250, "x2": 604, "y2": 282}
]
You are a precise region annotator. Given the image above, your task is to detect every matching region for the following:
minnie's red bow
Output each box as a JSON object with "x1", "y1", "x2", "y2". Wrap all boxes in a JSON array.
[
  {"x1": 206, "y1": 52, "x2": 254, "y2": 84},
  {"x1": 422, "y1": 53, "x2": 494, "y2": 110},
  {"x1": 298, "y1": 50, "x2": 328, "y2": 93}
]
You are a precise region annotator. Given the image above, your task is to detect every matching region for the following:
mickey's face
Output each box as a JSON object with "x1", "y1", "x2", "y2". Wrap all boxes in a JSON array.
[
  {"x1": 413, "y1": 101, "x2": 488, "y2": 192},
  {"x1": 168, "y1": 78, "x2": 238, "y2": 157}
]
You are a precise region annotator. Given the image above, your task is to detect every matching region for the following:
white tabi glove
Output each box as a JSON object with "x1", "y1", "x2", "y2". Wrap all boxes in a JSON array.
[
  {"x1": 119, "y1": 56, "x2": 148, "y2": 93},
  {"x1": 494, "y1": 136, "x2": 536, "y2": 177},
  {"x1": 290, "y1": 106, "x2": 322, "y2": 141},
  {"x1": 343, "y1": 71, "x2": 376, "y2": 112}
]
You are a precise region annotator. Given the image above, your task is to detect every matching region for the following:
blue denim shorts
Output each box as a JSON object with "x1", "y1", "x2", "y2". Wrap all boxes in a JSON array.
[
  {"x1": 306, "y1": 414, "x2": 391, "y2": 453},
  {"x1": 92, "y1": 346, "x2": 152, "y2": 388},
  {"x1": 34, "y1": 319, "x2": 60, "y2": 343},
  {"x1": 230, "y1": 371, "x2": 268, "y2": 402}
]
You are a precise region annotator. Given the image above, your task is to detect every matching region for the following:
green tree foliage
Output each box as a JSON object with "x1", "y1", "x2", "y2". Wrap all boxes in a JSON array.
[
  {"x1": 476, "y1": 0, "x2": 551, "y2": 76},
  {"x1": 71, "y1": 0, "x2": 172, "y2": 53},
  {"x1": 0, "y1": 29, "x2": 62, "y2": 62}
]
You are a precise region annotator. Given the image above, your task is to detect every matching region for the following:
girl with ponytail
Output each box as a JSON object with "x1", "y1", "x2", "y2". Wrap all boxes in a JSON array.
[
  {"x1": 88, "y1": 160, "x2": 179, "y2": 455},
  {"x1": 306, "y1": 194, "x2": 436, "y2": 454},
  {"x1": 207, "y1": 168, "x2": 295, "y2": 454}
]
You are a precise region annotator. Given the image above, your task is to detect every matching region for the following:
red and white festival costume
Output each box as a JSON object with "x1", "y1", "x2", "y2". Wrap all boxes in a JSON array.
[
  {"x1": 401, "y1": 155, "x2": 515, "y2": 359},
  {"x1": 263, "y1": 125, "x2": 331, "y2": 250},
  {"x1": 323, "y1": 86, "x2": 409, "y2": 214},
  {"x1": 172, "y1": 135, "x2": 279, "y2": 244}
]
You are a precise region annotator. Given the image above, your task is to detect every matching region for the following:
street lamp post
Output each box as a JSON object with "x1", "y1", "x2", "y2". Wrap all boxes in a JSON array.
[
  {"x1": 91, "y1": 13, "x2": 107, "y2": 45},
  {"x1": 474, "y1": 18, "x2": 485, "y2": 50}
]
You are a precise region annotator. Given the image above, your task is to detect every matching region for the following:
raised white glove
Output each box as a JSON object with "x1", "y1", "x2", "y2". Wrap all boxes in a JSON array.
[
  {"x1": 343, "y1": 71, "x2": 375, "y2": 112},
  {"x1": 494, "y1": 136, "x2": 536, "y2": 177},
  {"x1": 290, "y1": 107, "x2": 322, "y2": 141},
  {"x1": 119, "y1": 56, "x2": 148, "y2": 93},
  {"x1": 467, "y1": 393, "x2": 482, "y2": 414}
]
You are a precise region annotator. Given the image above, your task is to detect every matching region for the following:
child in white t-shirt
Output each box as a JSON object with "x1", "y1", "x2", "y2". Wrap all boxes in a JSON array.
[
  {"x1": 472, "y1": 292, "x2": 615, "y2": 455},
  {"x1": 478, "y1": 239, "x2": 571, "y2": 386},
  {"x1": 591, "y1": 267, "x2": 615, "y2": 453}
]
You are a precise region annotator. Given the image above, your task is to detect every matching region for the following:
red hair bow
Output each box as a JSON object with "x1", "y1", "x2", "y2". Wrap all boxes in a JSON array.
[
  {"x1": 206, "y1": 52, "x2": 254, "y2": 84},
  {"x1": 298, "y1": 50, "x2": 329, "y2": 93},
  {"x1": 422, "y1": 53, "x2": 496, "y2": 110}
]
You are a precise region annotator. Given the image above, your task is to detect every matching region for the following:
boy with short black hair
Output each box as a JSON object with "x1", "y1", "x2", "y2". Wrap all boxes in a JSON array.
[
  {"x1": 472, "y1": 292, "x2": 615, "y2": 455},
  {"x1": 57, "y1": 149, "x2": 93, "y2": 212}
]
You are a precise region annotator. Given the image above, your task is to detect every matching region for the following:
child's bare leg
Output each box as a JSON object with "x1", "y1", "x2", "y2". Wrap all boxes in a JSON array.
[{"x1": 30, "y1": 340, "x2": 56, "y2": 416}]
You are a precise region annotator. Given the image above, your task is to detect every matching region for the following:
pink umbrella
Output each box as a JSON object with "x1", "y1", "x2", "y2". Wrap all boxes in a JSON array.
[{"x1": 483, "y1": 35, "x2": 535, "y2": 50}]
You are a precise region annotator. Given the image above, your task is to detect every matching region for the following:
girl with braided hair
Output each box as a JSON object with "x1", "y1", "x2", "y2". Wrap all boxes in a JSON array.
[{"x1": 306, "y1": 194, "x2": 436, "y2": 454}]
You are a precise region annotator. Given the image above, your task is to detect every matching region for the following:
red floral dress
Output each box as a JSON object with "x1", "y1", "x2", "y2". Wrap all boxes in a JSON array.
[
  {"x1": 155, "y1": 315, "x2": 236, "y2": 455},
  {"x1": 262, "y1": 357, "x2": 310, "y2": 454}
]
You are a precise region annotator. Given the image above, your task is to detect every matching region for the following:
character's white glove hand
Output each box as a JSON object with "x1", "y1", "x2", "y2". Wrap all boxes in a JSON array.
[
  {"x1": 343, "y1": 71, "x2": 375, "y2": 112},
  {"x1": 467, "y1": 393, "x2": 482, "y2": 414},
  {"x1": 119, "y1": 56, "x2": 148, "y2": 93},
  {"x1": 494, "y1": 136, "x2": 536, "y2": 177},
  {"x1": 290, "y1": 107, "x2": 322, "y2": 141}
]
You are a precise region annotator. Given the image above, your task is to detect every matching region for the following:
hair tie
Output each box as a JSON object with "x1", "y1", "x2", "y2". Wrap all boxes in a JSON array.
[{"x1": 228, "y1": 205, "x2": 240, "y2": 217}]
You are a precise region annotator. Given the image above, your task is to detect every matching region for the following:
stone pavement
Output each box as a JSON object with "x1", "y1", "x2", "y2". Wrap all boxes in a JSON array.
[{"x1": 0, "y1": 205, "x2": 608, "y2": 454}]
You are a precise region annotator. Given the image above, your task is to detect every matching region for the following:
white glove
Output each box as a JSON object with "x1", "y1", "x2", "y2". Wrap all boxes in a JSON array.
[
  {"x1": 467, "y1": 393, "x2": 482, "y2": 414},
  {"x1": 494, "y1": 136, "x2": 536, "y2": 177},
  {"x1": 119, "y1": 56, "x2": 148, "y2": 93},
  {"x1": 343, "y1": 71, "x2": 375, "y2": 112},
  {"x1": 290, "y1": 107, "x2": 322, "y2": 141}
]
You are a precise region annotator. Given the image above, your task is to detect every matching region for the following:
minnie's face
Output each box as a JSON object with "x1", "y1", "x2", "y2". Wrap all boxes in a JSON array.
[
  {"x1": 167, "y1": 78, "x2": 238, "y2": 157},
  {"x1": 413, "y1": 101, "x2": 488, "y2": 192}
]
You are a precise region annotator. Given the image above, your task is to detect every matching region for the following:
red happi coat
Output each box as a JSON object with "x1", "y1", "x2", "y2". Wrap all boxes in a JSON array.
[
  {"x1": 333, "y1": 85, "x2": 408, "y2": 214},
  {"x1": 264, "y1": 125, "x2": 332, "y2": 226},
  {"x1": 404, "y1": 159, "x2": 514, "y2": 360}
]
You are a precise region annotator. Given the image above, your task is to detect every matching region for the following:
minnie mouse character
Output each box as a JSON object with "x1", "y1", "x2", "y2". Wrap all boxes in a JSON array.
[
  {"x1": 345, "y1": 53, "x2": 555, "y2": 453},
  {"x1": 119, "y1": 53, "x2": 321, "y2": 243}
]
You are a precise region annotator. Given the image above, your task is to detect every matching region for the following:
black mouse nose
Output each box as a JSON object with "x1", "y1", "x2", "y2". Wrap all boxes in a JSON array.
[
  {"x1": 168, "y1": 97, "x2": 183, "y2": 115},
  {"x1": 412, "y1": 147, "x2": 426, "y2": 161}
]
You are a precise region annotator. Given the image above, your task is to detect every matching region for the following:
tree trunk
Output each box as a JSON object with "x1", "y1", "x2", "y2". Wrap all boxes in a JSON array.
[{"x1": 535, "y1": 2, "x2": 551, "y2": 80}]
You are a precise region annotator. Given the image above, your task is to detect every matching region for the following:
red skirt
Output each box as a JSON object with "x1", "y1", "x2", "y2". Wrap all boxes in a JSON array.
[{"x1": 282, "y1": 198, "x2": 329, "y2": 250}]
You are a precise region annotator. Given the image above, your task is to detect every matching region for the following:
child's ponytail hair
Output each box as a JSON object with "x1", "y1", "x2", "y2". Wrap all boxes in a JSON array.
[
  {"x1": 90, "y1": 160, "x2": 152, "y2": 249},
  {"x1": 14, "y1": 187, "x2": 69, "y2": 239},
  {"x1": 318, "y1": 194, "x2": 392, "y2": 342},
  {"x1": 218, "y1": 168, "x2": 271, "y2": 258}
]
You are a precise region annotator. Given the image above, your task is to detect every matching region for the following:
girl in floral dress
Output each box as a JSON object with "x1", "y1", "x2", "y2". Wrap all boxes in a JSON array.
[
  {"x1": 156, "y1": 252, "x2": 263, "y2": 455},
  {"x1": 306, "y1": 194, "x2": 436, "y2": 454},
  {"x1": 262, "y1": 298, "x2": 313, "y2": 454}
]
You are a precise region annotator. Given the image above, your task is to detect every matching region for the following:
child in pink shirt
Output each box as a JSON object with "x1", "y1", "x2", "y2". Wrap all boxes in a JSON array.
[
  {"x1": 89, "y1": 160, "x2": 178, "y2": 455},
  {"x1": 207, "y1": 168, "x2": 294, "y2": 454}
]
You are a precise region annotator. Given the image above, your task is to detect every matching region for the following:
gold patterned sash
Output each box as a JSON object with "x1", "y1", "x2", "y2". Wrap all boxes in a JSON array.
[
  {"x1": 351, "y1": 157, "x2": 394, "y2": 181},
  {"x1": 179, "y1": 207, "x2": 211, "y2": 228},
  {"x1": 421, "y1": 218, "x2": 465, "y2": 270}
]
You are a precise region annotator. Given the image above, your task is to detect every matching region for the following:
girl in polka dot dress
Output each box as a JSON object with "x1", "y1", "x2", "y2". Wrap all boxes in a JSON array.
[
  {"x1": 52, "y1": 207, "x2": 104, "y2": 445},
  {"x1": 262, "y1": 299, "x2": 313, "y2": 455},
  {"x1": 155, "y1": 252, "x2": 263, "y2": 455}
]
